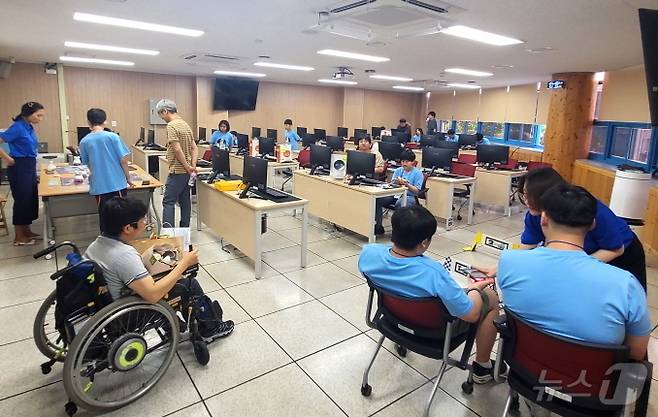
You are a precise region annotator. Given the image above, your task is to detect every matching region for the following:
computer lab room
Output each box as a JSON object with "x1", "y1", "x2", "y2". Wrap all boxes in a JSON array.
[{"x1": 1, "y1": 1, "x2": 658, "y2": 416}]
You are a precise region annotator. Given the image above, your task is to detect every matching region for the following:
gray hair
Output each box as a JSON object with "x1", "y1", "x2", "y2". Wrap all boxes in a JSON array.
[{"x1": 155, "y1": 99, "x2": 177, "y2": 114}]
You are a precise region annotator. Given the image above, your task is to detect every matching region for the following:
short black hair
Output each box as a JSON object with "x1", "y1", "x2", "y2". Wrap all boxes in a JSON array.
[
  {"x1": 87, "y1": 108, "x2": 107, "y2": 126},
  {"x1": 101, "y1": 197, "x2": 148, "y2": 236},
  {"x1": 540, "y1": 184, "x2": 596, "y2": 229},
  {"x1": 284, "y1": 118, "x2": 293, "y2": 125},
  {"x1": 359, "y1": 135, "x2": 372, "y2": 143},
  {"x1": 428, "y1": 111, "x2": 436, "y2": 117},
  {"x1": 416, "y1": 128, "x2": 423, "y2": 135},
  {"x1": 391, "y1": 205, "x2": 437, "y2": 250},
  {"x1": 399, "y1": 118, "x2": 406, "y2": 123},
  {"x1": 400, "y1": 149, "x2": 416, "y2": 162},
  {"x1": 518, "y1": 167, "x2": 565, "y2": 210},
  {"x1": 218, "y1": 119, "x2": 230, "y2": 131},
  {"x1": 447, "y1": 129, "x2": 455, "y2": 135}
]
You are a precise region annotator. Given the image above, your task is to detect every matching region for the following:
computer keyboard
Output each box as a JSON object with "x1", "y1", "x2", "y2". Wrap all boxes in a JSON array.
[
  {"x1": 250, "y1": 187, "x2": 289, "y2": 200},
  {"x1": 360, "y1": 178, "x2": 385, "y2": 185}
]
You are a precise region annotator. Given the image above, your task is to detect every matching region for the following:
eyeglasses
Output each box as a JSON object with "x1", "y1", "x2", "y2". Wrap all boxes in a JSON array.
[{"x1": 130, "y1": 218, "x2": 154, "y2": 232}]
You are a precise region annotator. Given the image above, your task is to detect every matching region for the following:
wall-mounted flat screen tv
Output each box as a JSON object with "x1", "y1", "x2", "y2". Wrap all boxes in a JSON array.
[{"x1": 213, "y1": 78, "x2": 259, "y2": 111}]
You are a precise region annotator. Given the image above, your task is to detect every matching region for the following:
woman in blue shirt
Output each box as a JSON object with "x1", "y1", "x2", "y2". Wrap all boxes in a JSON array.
[
  {"x1": 411, "y1": 128, "x2": 423, "y2": 143},
  {"x1": 0, "y1": 102, "x2": 45, "y2": 245},
  {"x1": 209, "y1": 119, "x2": 235, "y2": 149}
]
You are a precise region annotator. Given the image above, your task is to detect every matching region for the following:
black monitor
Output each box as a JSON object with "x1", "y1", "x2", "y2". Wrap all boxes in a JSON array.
[
  {"x1": 302, "y1": 133, "x2": 317, "y2": 148},
  {"x1": 476, "y1": 144, "x2": 509, "y2": 165},
  {"x1": 435, "y1": 140, "x2": 460, "y2": 153},
  {"x1": 77, "y1": 127, "x2": 91, "y2": 145},
  {"x1": 313, "y1": 128, "x2": 327, "y2": 141},
  {"x1": 236, "y1": 133, "x2": 249, "y2": 153},
  {"x1": 135, "y1": 127, "x2": 145, "y2": 145},
  {"x1": 258, "y1": 137, "x2": 276, "y2": 156},
  {"x1": 346, "y1": 150, "x2": 375, "y2": 181},
  {"x1": 242, "y1": 155, "x2": 268, "y2": 192},
  {"x1": 396, "y1": 133, "x2": 411, "y2": 144},
  {"x1": 147, "y1": 129, "x2": 155, "y2": 146},
  {"x1": 391, "y1": 128, "x2": 405, "y2": 137},
  {"x1": 325, "y1": 136, "x2": 344, "y2": 151},
  {"x1": 422, "y1": 147, "x2": 454, "y2": 172},
  {"x1": 266, "y1": 129, "x2": 277, "y2": 139},
  {"x1": 354, "y1": 128, "x2": 368, "y2": 138},
  {"x1": 337, "y1": 127, "x2": 348, "y2": 138},
  {"x1": 198, "y1": 127, "x2": 206, "y2": 141},
  {"x1": 212, "y1": 147, "x2": 231, "y2": 177},
  {"x1": 371, "y1": 126, "x2": 382, "y2": 139},
  {"x1": 297, "y1": 126, "x2": 307, "y2": 137},
  {"x1": 381, "y1": 135, "x2": 398, "y2": 143},
  {"x1": 419, "y1": 135, "x2": 438, "y2": 148},
  {"x1": 310, "y1": 144, "x2": 332, "y2": 174},
  {"x1": 379, "y1": 142, "x2": 404, "y2": 162},
  {"x1": 459, "y1": 134, "x2": 478, "y2": 147},
  {"x1": 211, "y1": 129, "x2": 218, "y2": 135},
  {"x1": 251, "y1": 127, "x2": 261, "y2": 138}
]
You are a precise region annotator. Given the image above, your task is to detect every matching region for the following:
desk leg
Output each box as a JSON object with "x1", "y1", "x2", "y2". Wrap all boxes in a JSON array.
[
  {"x1": 300, "y1": 206, "x2": 308, "y2": 269},
  {"x1": 195, "y1": 180, "x2": 202, "y2": 231},
  {"x1": 505, "y1": 177, "x2": 512, "y2": 217},
  {"x1": 369, "y1": 197, "x2": 376, "y2": 243},
  {"x1": 42, "y1": 198, "x2": 50, "y2": 249},
  {"x1": 467, "y1": 182, "x2": 475, "y2": 225},
  {"x1": 149, "y1": 190, "x2": 162, "y2": 235},
  {"x1": 254, "y1": 211, "x2": 263, "y2": 279},
  {"x1": 268, "y1": 166, "x2": 275, "y2": 188}
]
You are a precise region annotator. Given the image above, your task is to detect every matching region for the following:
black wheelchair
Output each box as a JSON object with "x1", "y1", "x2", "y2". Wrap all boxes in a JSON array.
[{"x1": 33, "y1": 241, "x2": 214, "y2": 416}]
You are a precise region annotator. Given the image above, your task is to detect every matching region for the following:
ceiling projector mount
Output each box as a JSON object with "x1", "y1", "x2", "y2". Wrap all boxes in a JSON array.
[{"x1": 333, "y1": 67, "x2": 355, "y2": 79}]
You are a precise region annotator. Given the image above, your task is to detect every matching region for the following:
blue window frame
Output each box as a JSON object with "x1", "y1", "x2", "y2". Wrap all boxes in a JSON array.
[
  {"x1": 477, "y1": 121, "x2": 545, "y2": 148},
  {"x1": 588, "y1": 121, "x2": 657, "y2": 172}
]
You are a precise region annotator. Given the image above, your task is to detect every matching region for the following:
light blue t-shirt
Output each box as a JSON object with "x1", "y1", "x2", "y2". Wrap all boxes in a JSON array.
[
  {"x1": 0, "y1": 118, "x2": 38, "y2": 158},
  {"x1": 497, "y1": 247, "x2": 651, "y2": 345},
  {"x1": 209, "y1": 131, "x2": 234, "y2": 149},
  {"x1": 391, "y1": 166, "x2": 424, "y2": 199},
  {"x1": 411, "y1": 134, "x2": 421, "y2": 143},
  {"x1": 359, "y1": 244, "x2": 473, "y2": 317},
  {"x1": 79, "y1": 131, "x2": 130, "y2": 196},
  {"x1": 446, "y1": 134, "x2": 459, "y2": 143},
  {"x1": 284, "y1": 130, "x2": 302, "y2": 151},
  {"x1": 478, "y1": 138, "x2": 491, "y2": 145}
]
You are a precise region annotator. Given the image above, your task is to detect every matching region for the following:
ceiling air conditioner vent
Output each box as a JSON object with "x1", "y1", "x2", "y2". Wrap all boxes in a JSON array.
[
  {"x1": 330, "y1": 0, "x2": 378, "y2": 14},
  {"x1": 401, "y1": 0, "x2": 448, "y2": 14}
]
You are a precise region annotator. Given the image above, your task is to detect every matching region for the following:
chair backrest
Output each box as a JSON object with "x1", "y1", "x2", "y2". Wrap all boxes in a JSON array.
[
  {"x1": 202, "y1": 149, "x2": 212, "y2": 161},
  {"x1": 417, "y1": 172, "x2": 430, "y2": 200},
  {"x1": 297, "y1": 148, "x2": 311, "y2": 168},
  {"x1": 451, "y1": 161, "x2": 476, "y2": 177},
  {"x1": 457, "y1": 153, "x2": 476, "y2": 164},
  {"x1": 527, "y1": 161, "x2": 553, "y2": 171},
  {"x1": 498, "y1": 158, "x2": 518, "y2": 170}
]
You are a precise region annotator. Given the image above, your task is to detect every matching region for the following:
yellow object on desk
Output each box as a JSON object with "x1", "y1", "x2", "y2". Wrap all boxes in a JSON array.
[{"x1": 213, "y1": 180, "x2": 244, "y2": 191}]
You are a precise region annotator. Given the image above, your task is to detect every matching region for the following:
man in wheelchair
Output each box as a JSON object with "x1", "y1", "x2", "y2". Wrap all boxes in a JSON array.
[{"x1": 85, "y1": 197, "x2": 234, "y2": 342}]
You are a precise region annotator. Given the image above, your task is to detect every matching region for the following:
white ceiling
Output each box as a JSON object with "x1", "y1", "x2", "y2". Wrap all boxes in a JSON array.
[{"x1": 1, "y1": 0, "x2": 657, "y2": 92}]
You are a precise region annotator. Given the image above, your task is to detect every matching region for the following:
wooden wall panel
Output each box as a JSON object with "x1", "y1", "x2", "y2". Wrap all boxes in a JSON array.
[
  {"x1": 429, "y1": 92, "x2": 454, "y2": 120},
  {"x1": 453, "y1": 91, "x2": 479, "y2": 121},
  {"x1": 536, "y1": 84, "x2": 551, "y2": 124},
  {"x1": 479, "y1": 87, "x2": 508, "y2": 122},
  {"x1": 512, "y1": 148, "x2": 544, "y2": 163},
  {"x1": 599, "y1": 65, "x2": 651, "y2": 122},
  {"x1": 571, "y1": 160, "x2": 615, "y2": 204},
  {"x1": 342, "y1": 88, "x2": 365, "y2": 133},
  {"x1": 0, "y1": 63, "x2": 62, "y2": 152},
  {"x1": 642, "y1": 186, "x2": 658, "y2": 258},
  {"x1": 362, "y1": 89, "x2": 424, "y2": 132},
  {"x1": 196, "y1": 77, "x2": 227, "y2": 133},
  {"x1": 507, "y1": 84, "x2": 539, "y2": 123}
]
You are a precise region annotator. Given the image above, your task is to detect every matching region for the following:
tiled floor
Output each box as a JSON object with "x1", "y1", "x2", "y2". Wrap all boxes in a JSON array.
[{"x1": 0, "y1": 183, "x2": 656, "y2": 417}]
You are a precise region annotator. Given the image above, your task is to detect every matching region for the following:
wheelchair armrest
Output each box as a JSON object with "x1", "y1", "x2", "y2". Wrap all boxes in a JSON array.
[{"x1": 493, "y1": 314, "x2": 509, "y2": 336}]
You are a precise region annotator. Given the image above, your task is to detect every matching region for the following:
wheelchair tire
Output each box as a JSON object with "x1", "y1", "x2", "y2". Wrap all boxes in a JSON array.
[
  {"x1": 33, "y1": 289, "x2": 67, "y2": 362},
  {"x1": 63, "y1": 296, "x2": 179, "y2": 413}
]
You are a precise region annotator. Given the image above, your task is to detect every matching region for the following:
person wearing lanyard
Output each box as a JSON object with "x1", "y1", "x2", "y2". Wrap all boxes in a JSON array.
[
  {"x1": 475, "y1": 167, "x2": 647, "y2": 290},
  {"x1": 0, "y1": 102, "x2": 44, "y2": 246},
  {"x1": 209, "y1": 119, "x2": 235, "y2": 150}
]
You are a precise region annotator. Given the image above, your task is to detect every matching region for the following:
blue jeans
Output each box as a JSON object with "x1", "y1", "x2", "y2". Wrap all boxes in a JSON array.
[
  {"x1": 163, "y1": 173, "x2": 191, "y2": 227},
  {"x1": 375, "y1": 194, "x2": 417, "y2": 226}
]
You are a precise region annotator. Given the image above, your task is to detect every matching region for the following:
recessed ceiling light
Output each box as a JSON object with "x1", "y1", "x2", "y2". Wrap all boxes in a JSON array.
[
  {"x1": 440, "y1": 25, "x2": 523, "y2": 46},
  {"x1": 525, "y1": 46, "x2": 557, "y2": 53},
  {"x1": 254, "y1": 62, "x2": 314, "y2": 71},
  {"x1": 317, "y1": 49, "x2": 390, "y2": 63},
  {"x1": 64, "y1": 41, "x2": 159, "y2": 56},
  {"x1": 444, "y1": 68, "x2": 493, "y2": 77},
  {"x1": 73, "y1": 12, "x2": 204, "y2": 37},
  {"x1": 393, "y1": 85, "x2": 424, "y2": 91},
  {"x1": 214, "y1": 70, "x2": 266, "y2": 78},
  {"x1": 370, "y1": 74, "x2": 413, "y2": 82},
  {"x1": 59, "y1": 56, "x2": 135, "y2": 66},
  {"x1": 318, "y1": 79, "x2": 358, "y2": 85},
  {"x1": 447, "y1": 83, "x2": 481, "y2": 89},
  {"x1": 491, "y1": 64, "x2": 514, "y2": 69}
]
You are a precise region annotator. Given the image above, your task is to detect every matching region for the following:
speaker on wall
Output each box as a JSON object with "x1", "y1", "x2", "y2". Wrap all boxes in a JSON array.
[
  {"x1": 0, "y1": 61, "x2": 12, "y2": 79},
  {"x1": 638, "y1": 8, "x2": 658, "y2": 125}
]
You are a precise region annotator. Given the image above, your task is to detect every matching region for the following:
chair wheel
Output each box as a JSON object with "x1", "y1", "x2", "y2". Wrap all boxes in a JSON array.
[
  {"x1": 510, "y1": 395, "x2": 520, "y2": 411},
  {"x1": 395, "y1": 344, "x2": 407, "y2": 357},
  {"x1": 361, "y1": 384, "x2": 372, "y2": 397},
  {"x1": 461, "y1": 381, "x2": 474, "y2": 394},
  {"x1": 457, "y1": 215, "x2": 463, "y2": 221},
  {"x1": 41, "y1": 363, "x2": 52, "y2": 374},
  {"x1": 65, "y1": 401, "x2": 77, "y2": 416},
  {"x1": 193, "y1": 340, "x2": 210, "y2": 365}
]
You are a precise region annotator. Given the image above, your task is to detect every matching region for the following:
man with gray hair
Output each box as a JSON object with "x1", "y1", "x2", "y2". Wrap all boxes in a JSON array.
[{"x1": 156, "y1": 99, "x2": 197, "y2": 227}]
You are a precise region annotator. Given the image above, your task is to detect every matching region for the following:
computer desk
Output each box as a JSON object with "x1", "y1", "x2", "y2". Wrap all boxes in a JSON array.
[
  {"x1": 473, "y1": 167, "x2": 525, "y2": 216},
  {"x1": 196, "y1": 181, "x2": 309, "y2": 279},
  {"x1": 292, "y1": 170, "x2": 407, "y2": 243},
  {"x1": 228, "y1": 154, "x2": 299, "y2": 187},
  {"x1": 425, "y1": 174, "x2": 476, "y2": 230},
  {"x1": 38, "y1": 164, "x2": 162, "y2": 254},
  {"x1": 131, "y1": 144, "x2": 167, "y2": 175}
]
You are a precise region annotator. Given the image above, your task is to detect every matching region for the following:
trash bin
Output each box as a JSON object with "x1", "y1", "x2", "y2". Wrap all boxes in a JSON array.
[{"x1": 609, "y1": 166, "x2": 652, "y2": 225}]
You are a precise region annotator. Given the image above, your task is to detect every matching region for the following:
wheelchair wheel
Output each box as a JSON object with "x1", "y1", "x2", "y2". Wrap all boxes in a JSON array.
[
  {"x1": 63, "y1": 296, "x2": 179, "y2": 413},
  {"x1": 33, "y1": 289, "x2": 67, "y2": 362}
]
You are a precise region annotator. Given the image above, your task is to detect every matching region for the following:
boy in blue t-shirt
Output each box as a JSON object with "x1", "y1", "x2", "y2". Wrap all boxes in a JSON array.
[
  {"x1": 79, "y1": 108, "x2": 132, "y2": 232},
  {"x1": 283, "y1": 118, "x2": 302, "y2": 150},
  {"x1": 359, "y1": 205, "x2": 502, "y2": 383},
  {"x1": 374, "y1": 149, "x2": 423, "y2": 235},
  {"x1": 445, "y1": 129, "x2": 459, "y2": 142}
]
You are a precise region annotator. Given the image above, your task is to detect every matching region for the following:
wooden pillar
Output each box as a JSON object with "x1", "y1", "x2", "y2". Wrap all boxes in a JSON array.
[{"x1": 543, "y1": 73, "x2": 597, "y2": 181}]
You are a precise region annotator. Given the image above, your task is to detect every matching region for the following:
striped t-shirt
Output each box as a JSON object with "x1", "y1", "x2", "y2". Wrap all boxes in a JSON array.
[{"x1": 166, "y1": 117, "x2": 195, "y2": 174}]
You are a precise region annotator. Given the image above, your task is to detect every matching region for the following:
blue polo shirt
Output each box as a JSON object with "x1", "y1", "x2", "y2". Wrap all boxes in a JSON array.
[
  {"x1": 497, "y1": 247, "x2": 650, "y2": 345},
  {"x1": 359, "y1": 244, "x2": 473, "y2": 318},
  {"x1": 284, "y1": 130, "x2": 302, "y2": 150},
  {"x1": 0, "y1": 118, "x2": 38, "y2": 158},
  {"x1": 79, "y1": 131, "x2": 130, "y2": 196},
  {"x1": 477, "y1": 138, "x2": 491, "y2": 145},
  {"x1": 446, "y1": 134, "x2": 459, "y2": 143},
  {"x1": 521, "y1": 200, "x2": 635, "y2": 254},
  {"x1": 391, "y1": 166, "x2": 424, "y2": 199},
  {"x1": 411, "y1": 134, "x2": 421, "y2": 143},
  {"x1": 209, "y1": 131, "x2": 234, "y2": 149}
]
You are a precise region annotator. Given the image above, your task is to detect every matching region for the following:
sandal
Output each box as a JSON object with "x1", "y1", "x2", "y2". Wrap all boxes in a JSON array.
[
  {"x1": 28, "y1": 234, "x2": 43, "y2": 241},
  {"x1": 13, "y1": 239, "x2": 37, "y2": 246}
]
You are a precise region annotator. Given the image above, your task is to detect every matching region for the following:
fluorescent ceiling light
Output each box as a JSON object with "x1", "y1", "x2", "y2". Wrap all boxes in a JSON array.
[
  {"x1": 73, "y1": 12, "x2": 204, "y2": 37},
  {"x1": 59, "y1": 56, "x2": 134, "y2": 66},
  {"x1": 393, "y1": 85, "x2": 424, "y2": 91},
  {"x1": 594, "y1": 71, "x2": 605, "y2": 82},
  {"x1": 254, "y1": 62, "x2": 314, "y2": 71},
  {"x1": 447, "y1": 83, "x2": 481, "y2": 89},
  {"x1": 370, "y1": 74, "x2": 413, "y2": 82},
  {"x1": 440, "y1": 25, "x2": 523, "y2": 46},
  {"x1": 317, "y1": 49, "x2": 390, "y2": 63},
  {"x1": 318, "y1": 79, "x2": 358, "y2": 85},
  {"x1": 214, "y1": 70, "x2": 266, "y2": 78},
  {"x1": 64, "y1": 41, "x2": 159, "y2": 56},
  {"x1": 444, "y1": 68, "x2": 493, "y2": 77}
]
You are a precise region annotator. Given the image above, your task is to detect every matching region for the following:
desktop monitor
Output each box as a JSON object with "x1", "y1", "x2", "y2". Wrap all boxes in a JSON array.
[
  {"x1": 337, "y1": 127, "x2": 348, "y2": 138},
  {"x1": 302, "y1": 133, "x2": 317, "y2": 148},
  {"x1": 236, "y1": 133, "x2": 249, "y2": 152},
  {"x1": 419, "y1": 135, "x2": 438, "y2": 148},
  {"x1": 266, "y1": 129, "x2": 277, "y2": 139},
  {"x1": 325, "y1": 136, "x2": 344, "y2": 151},
  {"x1": 258, "y1": 136, "x2": 276, "y2": 156},
  {"x1": 459, "y1": 134, "x2": 478, "y2": 147},
  {"x1": 310, "y1": 144, "x2": 332, "y2": 173},
  {"x1": 313, "y1": 128, "x2": 327, "y2": 141},
  {"x1": 198, "y1": 127, "x2": 207, "y2": 142},
  {"x1": 435, "y1": 140, "x2": 460, "y2": 153},
  {"x1": 147, "y1": 129, "x2": 155, "y2": 146},
  {"x1": 139, "y1": 127, "x2": 145, "y2": 142},
  {"x1": 422, "y1": 147, "x2": 454, "y2": 171},
  {"x1": 346, "y1": 150, "x2": 375, "y2": 179},
  {"x1": 243, "y1": 155, "x2": 268, "y2": 191},
  {"x1": 381, "y1": 135, "x2": 398, "y2": 143},
  {"x1": 371, "y1": 126, "x2": 382, "y2": 139},
  {"x1": 297, "y1": 127, "x2": 307, "y2": 137},
  {"x1": 379, "y1": 142, "x2": 404, "y2": 162},
  {"x1": 212, "y1": 147, "x2": 231, "y2": 177},
  {"x1": 391, "y1": 128, "x2": 405, "y2": 137},
  {"x1": 211, "y1": 129, "x2": 218, "y2": 135},
  {"x1": 354, "y1": 128, "x2": 368, "y2": 138},
  {"x1": 396, "y1": 133, "x2": 411, "y2": 144},
  {"x1": 251, "y1": 127, "x2": 261, "y2": 138},
  {"x1": 76, "y1": 127, "x2": 91, "y2": 145},
  {"x1": 476, "y1": 144, "x2": 509, "y2": 165}
]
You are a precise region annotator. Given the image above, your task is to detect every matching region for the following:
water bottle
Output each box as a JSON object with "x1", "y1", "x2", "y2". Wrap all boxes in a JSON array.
[
  {"x1": 188, "y1": 172, "x2": 197, "y2": 186},
  {"x1": 219, "y1": 140, "x2": 226, "y2": 150}
]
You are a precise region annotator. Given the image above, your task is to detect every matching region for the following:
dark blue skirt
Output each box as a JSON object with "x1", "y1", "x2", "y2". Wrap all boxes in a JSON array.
[{"x1": 7, "y1": 157, "x2": 38, "y2": 225}]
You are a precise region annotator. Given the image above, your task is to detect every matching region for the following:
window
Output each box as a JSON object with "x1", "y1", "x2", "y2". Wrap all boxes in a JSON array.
[
  {"x1": 588, "y1": 121, "x2": 656, "y2": 171},
  {"x1": 481, "y1": 122, "x2": 504, "y2": 139},
  {"x1": 589, "y1": 125, "x2": 608, "y2": 154},
  {"x1": 610, "y1": 127, "x2": 632, "y2": 158},
  {"x1": 456, "y1": 120, "x2": 477, "y2": 134},
  {"x1": 438, "y1": 120, "x2": 451, "y2": 133},
  {"x1": 508, "y1": 123, "x2": 535, "y2": 142}
]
